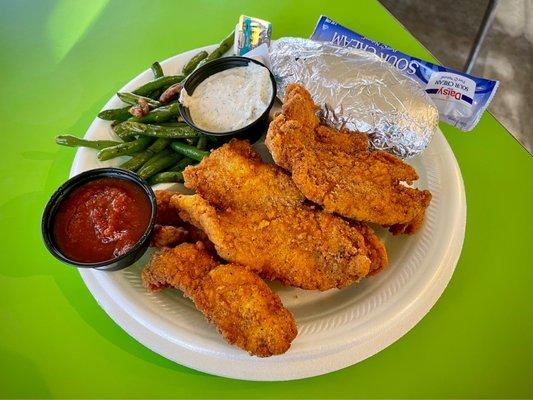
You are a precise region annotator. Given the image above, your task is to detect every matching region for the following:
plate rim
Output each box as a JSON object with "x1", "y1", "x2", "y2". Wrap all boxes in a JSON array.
[{"x1": 74, "y1": 44, "x2": 466, "y2": 381}]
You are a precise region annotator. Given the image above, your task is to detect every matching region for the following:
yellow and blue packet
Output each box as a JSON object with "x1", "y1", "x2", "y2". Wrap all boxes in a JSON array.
[{"x1": 235, "y1": 15, "x2": 272, "y2": 56}]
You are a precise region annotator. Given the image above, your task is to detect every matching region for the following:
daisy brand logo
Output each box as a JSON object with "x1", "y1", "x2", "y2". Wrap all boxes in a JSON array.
[
  {"x1": 436, "y1": 87, "x2": 463, "y2": 100},
  {"x1": 426, "y1": 72, "x2": 476, "y2": 105}
]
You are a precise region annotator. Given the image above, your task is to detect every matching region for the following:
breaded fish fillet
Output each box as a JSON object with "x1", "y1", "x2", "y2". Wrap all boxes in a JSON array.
[
  {"x1": 266, "y1": 84, "x2": 432, "y2": 235},
  {"x1": 155, "y1": 190, "x2": 183, "y2": 226},
  {"x1": 151, "y1": 225, "x2": 189, "y2": 248},
  {"x1": 143, "y1": 242, "x2": 297, "y2": 357},
  {"x1": 152, "y1": 190, "x2": 210, "y2": 247},
  {"x1": 175, "y1": 140, "x2": 387, "y2": 290}
]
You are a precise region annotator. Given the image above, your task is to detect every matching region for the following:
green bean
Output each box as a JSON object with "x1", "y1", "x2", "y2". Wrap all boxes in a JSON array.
[
  {"x1": 97, "y1": 137, "x2": 153, "y2": 161},
  {"x1": 170, "y1": 141, "x2": 210, "y2": 161},
  {"x1": 148, "y1": 171, "x2": 184, "y2": 185},
  {"x1": 132, "y1": 75, "x2": 184, "y2": 97},
  {"x1": 115, "y1": 121, "x2": 199, "y2": 139},
  {"x1": 112, "y1": 123, "x2": 134, "y2": 141},
  {"x1": 119, "y1": 151, "x2": 152, "y2": 171},
  {"x1": 139, "y1": 148, "x2": 173, "y2": 169},
  {"x1": 147, "y1": 137, "x2": 172, "y2": 153},
  {"x1": 196, "y1": 135, "x2": 208, "y2": 150},
  {"x1": 119, "y1": 138, "x2": 171, "y2": 171},
  {"x1": 138, "y1": 152, "x2": 182, "y2": 180},
  {"x1": 99, "y1": 74, "x2": 183, "y2": 120},
  {"x1": 182, "y1": 51, "x2": 208, "y2": 75},
  {"x1": 98, "y1": 106, "x2": 132, "y2": 121},
  {"x1": 117, "y1": 92, "x2": 161, "y2": 108},
  {"x1": 142, "y1": 138, "x2": 172, "y2": 167},
  {"x1": 55, "y1": 135, "x2": 120, "y2": 150},
  {"x1": 151, "y1": 61, "x2": 164, "y2": 78},
  {"x1": 147, "y1": 90, "x2": 162, "y2": 99},
  {"x1": 198, "y1": 30, "x2": 235, "y2": 68},
  {"x1": 129, "y1": 102, "x2": 179, "y2": 123},
  {"x1": 168, "y1": 156, "x2": 195, "y2": 172}
]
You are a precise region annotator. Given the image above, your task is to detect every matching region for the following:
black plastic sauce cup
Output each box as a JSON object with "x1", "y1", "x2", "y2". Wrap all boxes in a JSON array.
[
  {"x1": 41, "y1": 168, "x2": 157, "y2": 271},
  {"x1": 178, "y1": 56, "x2": 277, "y2": 143}
]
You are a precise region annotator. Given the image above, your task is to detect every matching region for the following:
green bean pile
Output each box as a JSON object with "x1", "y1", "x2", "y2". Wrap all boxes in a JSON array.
[{"x1": 55, "y1": 30, "x2": 235, "y2": 185}]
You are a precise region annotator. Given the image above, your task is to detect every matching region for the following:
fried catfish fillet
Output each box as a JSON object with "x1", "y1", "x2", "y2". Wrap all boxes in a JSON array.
[
  {"x1": 151, "y1": 225, "x2": 189, "y2": 248},
  {"x1": 143, "y1": 242, "x2": 297, "y2": 357},
  {"x1": 175, "y1": 139, "x2": 387, "y2": 290},
  {"x1": 152, "y1": 190, "x2": 210, "y2": 247},
  {"x1": 155, "y1": 190, "x2": 183, "y2": 226},
  {"x1": 265, "y1": 84, "x2": 432, "y2": 235}
]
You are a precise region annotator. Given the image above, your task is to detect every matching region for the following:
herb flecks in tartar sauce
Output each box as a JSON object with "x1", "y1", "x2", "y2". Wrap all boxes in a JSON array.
[{"x1": 180, "y1": 63, "x2": 272, "y2": 132}]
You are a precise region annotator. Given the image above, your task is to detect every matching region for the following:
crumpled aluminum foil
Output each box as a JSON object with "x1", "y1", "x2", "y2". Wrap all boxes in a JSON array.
[{"x1": 269, "y1": 38, "x2": 439, "y2": 158}]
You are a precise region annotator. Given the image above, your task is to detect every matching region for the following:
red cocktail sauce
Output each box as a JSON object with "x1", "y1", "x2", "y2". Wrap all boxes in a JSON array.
[{"x1": 53, "y1": 178, "x2": 152, "y2": 263}]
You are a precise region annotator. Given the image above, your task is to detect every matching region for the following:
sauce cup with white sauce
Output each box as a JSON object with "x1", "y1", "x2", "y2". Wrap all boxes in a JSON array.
[{"x1": 178, "y1": 56, "x2": 277, "y2": 143}]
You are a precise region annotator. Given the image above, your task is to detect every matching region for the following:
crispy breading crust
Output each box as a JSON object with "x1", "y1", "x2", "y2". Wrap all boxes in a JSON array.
[
  {"x1": 142, "y1": 242, "x2": 217, "y2": 292},
  {"x1": 265, "y1": 83, "x2": 432, "y2": 235},
  {"x1": 177, "y1": 139, "x2": 387, "y2": 290},
  {"x1": 151, "y1": 225, "x2": 189, "y2": 248},
  {"x1": 355, "y1": 223, "x2": 388, "y2": 274},
  {"x1": 174, "y1": 194, "x2": 373, "y2": 290},
  {"x1": 152, "y1": 190, "x2": 211, "y2": 248},
  {"x1": 195, "y1": 265, "x2": 297, "y2": 357},
  {"x1": 155, "y1": 190, "x2": 184, "y2": 226},
  {"x1": 142, "y1": 242, "x2": 297, "y2": 357},
  {"x1": 183, "y1": 139, "x2": 304, "y2": 210}
]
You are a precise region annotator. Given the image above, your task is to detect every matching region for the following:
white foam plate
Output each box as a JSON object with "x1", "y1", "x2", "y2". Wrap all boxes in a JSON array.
[{"x1": 71, "y1": 45, "x2": 466, "y2": 381}]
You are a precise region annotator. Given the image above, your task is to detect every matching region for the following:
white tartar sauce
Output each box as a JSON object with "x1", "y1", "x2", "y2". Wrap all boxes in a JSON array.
[{"x1": 180, "y1": 62, "x2": 273, "y2": 132}]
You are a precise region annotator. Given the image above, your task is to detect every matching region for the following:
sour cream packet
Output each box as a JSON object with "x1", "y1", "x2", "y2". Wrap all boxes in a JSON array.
[{"x1": 311, "y1": 16, "x2": 499, "y2": 131}]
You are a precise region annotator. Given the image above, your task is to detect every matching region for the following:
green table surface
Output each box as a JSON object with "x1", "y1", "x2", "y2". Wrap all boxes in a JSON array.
[{"x1": 1, "y1": 0, "x2": 532, "y2": 398}]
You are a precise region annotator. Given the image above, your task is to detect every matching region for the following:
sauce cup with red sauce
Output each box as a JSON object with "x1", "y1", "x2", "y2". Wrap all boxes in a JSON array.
[{"x1": 42, "y1": 168, "x2": 157, "y2": 271}]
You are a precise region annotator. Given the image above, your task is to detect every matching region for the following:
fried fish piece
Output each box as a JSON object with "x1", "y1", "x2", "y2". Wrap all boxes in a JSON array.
[
  {"x1": 155, "y1": 190, "x2": 183, "y2": 226},
  {"x1": 151, "y1": 222, "x2": 210, "y2": 248},
  {"x1": 175, "y1": 139, "x2": 387, "y2": 290},
  {"x1": 152, "y1": 190, "x2": 211, "y2": 248},
  {"x1": 142, "y1": 242, "x2": 297, "y2": 357},
  {"x1": 151, "y1": 225, "x2": 189, "y2": 248},
  {"x1": 265, "y1": 84, "x2": 432, "y2": 235}
]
